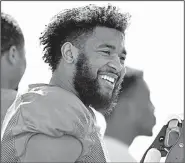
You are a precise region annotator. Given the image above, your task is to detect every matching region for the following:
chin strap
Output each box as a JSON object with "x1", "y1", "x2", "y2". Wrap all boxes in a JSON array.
[{"x1": 140, "y1": 117, "x2": 184, "y2": 163}]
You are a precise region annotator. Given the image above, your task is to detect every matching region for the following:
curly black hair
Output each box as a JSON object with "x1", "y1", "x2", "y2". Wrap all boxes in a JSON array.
[
  {"x1": 40, "y1": 4, "x2": 131, "y2": 72},
  {"x1": 119, "y1": 67, "x2": 144, "y2": 97},
  {"x1": 1, "y1": 12, "x2": 24, "y2": 54}
]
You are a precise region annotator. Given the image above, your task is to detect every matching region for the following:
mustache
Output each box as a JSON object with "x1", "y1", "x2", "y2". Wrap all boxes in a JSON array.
[
  {"x1": 97, "y1": 70, "x2": 125, "y2": 86},
  {"x1": 98, "y1": 67, "x2": 121, "y2": 77}
]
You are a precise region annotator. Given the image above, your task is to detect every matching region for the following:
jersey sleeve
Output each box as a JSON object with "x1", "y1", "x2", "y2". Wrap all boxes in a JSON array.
[{"x1": 12, "y1": 86, "x2": 95, "y2": 158}]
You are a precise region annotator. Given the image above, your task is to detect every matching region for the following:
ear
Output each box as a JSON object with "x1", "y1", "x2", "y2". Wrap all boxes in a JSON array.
[
  {"x1": 8, "y1": 46, "x2": 18, "y2": 65},
  {"x1": 61, "y1": 42, "x2": 78, "y2": 64}
]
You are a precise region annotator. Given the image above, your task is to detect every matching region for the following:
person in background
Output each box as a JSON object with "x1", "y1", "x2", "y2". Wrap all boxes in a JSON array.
[
  {"x1": 1, "y1": 4, "x2": 130, "y2": 162},
  {"x1": 104, "y1": 67, "x2": 156, "y2": 162},
  {"x1": 1, "y1": 12, "x2": 26, "y2": 124}
]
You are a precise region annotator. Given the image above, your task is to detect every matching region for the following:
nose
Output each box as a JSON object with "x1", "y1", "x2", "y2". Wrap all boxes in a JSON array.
[
  {"x1": 150, "y1": 103, "x2": 155, "y2": 113},
  {"x1": 108, "y1": 57, "x2": 124, "y2": 73}
]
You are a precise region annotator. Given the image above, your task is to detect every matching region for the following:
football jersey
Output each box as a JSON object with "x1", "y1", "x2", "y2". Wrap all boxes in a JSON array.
[
  {"x1": 1, "y1": 84, "x2": 109, "y2": 162},
  {"x1": 1, "y1": 89, "x2": 17, "y2": 125}
]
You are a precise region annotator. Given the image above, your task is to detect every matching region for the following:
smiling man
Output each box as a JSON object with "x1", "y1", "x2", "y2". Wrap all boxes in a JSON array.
[{"x1": 1, "y1": 4, "x2": 130, "y2": 162}]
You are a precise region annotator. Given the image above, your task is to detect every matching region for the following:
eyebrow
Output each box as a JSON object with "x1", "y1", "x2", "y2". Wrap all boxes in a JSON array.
[{"x1": 98, "y1": 43, "x2": 127, "y2": 55}]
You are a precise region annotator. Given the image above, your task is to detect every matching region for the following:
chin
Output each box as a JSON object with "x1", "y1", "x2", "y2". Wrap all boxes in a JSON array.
[
  {"x1": 148, "y1": 131, "x2": 153, "y2": 136},
  {"x1": 100, "y1": 87, "x2": 113, "y2": 97},
  {"x1": 99, "y1": 88, "x2": 112, "y2": 100},
  {"x1": 140, "y1": 128, "x2": 153, "y2": 137},
  {"x1": 102, "y1": 93, "x2": 112, "y2": 100},
  {"x1": 144, "y1": 130, "x2": 153, "y2": 137}
]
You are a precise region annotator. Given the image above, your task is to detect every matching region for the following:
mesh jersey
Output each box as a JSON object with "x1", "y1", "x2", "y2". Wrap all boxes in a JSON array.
[
  {"x1": 1, "y1": 84, "x2": 109, "y2": 162},
  {"x1": 1, "y1": 89, "x2": 17, "y2": 125}
]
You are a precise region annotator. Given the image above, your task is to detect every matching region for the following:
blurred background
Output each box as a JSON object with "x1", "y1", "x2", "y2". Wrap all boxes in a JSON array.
[{"x1": 1, "y1": 1, "x2": 184, "y2": 161}]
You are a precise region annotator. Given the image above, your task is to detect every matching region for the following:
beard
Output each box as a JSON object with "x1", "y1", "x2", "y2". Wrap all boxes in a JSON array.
[{"x1": 73, "y1": 52, "x2": 122, "y2": 117}]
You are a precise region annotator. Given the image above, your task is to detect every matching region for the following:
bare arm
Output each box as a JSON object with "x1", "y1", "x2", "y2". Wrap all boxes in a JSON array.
[{"x1": 24, "y1": 134, "x2": 82, "y2": 162}]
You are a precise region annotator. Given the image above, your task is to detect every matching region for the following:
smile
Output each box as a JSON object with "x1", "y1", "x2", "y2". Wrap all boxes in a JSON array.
[{"x1": 100, "y1": 75, "x2": 115, "y2": 86}]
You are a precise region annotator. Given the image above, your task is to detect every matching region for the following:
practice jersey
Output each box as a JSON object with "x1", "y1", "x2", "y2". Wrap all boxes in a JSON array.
[
  {"x1": 1, "y1": 89, "x2": 17, "y2": 125},
  {"x1": 1, "y1": 84, "x2": 109, "y2": 162}
]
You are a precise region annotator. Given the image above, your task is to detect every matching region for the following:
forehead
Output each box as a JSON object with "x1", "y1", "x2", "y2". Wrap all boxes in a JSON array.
[{"x1": 85, "y1": 26, "x2": 125, "y2": 50}]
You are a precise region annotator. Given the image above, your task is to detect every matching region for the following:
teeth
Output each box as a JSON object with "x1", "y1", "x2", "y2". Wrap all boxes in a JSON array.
[
  {"x1": 107, "y1": 77, "x2": 111, "y2": 82},
  {"x1": 101, "y1": 75, "x2": 115, "y2": 83}
]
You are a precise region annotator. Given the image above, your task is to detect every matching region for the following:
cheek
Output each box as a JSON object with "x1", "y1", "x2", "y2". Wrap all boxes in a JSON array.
[
  {"x1": 89, "y1": 57, "x2": 110, "y2": 76},
  {"x1": 88, "y1": 59, "x2": 102, "y2": 77},
  {"x1": 21, "y1": 58, "x2": 26, "y2": 72},
  {"x1": 133, "y1": 102, "x2": 148, "y2": 119},
  {"x1": 18, "y1": 58, "x2": 26, "y2": 76}
]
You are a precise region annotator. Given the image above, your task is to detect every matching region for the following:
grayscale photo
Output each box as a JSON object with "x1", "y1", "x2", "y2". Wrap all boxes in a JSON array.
[{"x1": 1, "y1": 1, "x2": 184, "y2": 163}]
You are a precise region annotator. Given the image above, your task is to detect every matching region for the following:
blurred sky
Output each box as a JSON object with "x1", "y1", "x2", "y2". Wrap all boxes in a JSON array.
[{"x1": 1, "y1": 1, "x2": 184, "y2": 161}]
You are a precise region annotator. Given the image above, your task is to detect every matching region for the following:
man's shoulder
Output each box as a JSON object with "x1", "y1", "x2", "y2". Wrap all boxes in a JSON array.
[
  {"x1": 21, "y1": 83, "x2": 86, "y2": 113},
  {"x1": 26, "y1": 83, "x2": 82, "y2": 104},
  {"x1": 15, "y1": 84, "x2": 93, "y2": 137}
]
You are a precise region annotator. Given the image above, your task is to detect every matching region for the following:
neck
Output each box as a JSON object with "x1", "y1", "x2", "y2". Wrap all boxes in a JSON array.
[
  {"x1": 105, "y1": 118, "x2": 138, "y2": 146},
  {"x1": 49, "y1": 69, "x2": 79, "y2": 97}
]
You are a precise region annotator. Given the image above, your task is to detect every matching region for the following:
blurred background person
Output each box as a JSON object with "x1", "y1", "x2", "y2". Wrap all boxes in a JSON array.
[
  {"x1": 1, "y1": 12, "x2": 26, "y2": 124},
  {"x1": 104, "y1": 67, "x2": 156, "y2": 162}
]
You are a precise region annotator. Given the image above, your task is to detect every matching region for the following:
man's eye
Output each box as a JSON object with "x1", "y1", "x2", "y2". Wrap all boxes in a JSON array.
[
  {"x1": 101, "y1": 51, "x2": 111, "y2": 55},
  {"x1": 120, "y1": 57, "x2": 126, "y2": 61}
]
